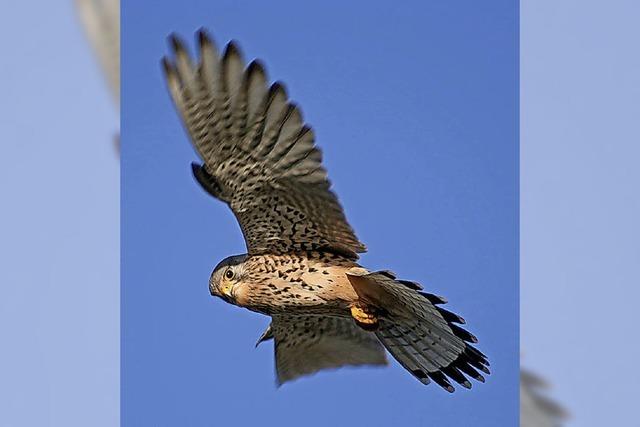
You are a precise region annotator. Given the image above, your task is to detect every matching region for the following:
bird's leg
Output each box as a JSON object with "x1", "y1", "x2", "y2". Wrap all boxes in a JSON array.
[{"x1": 350, "y1": 302, "x2": 380, "y2": 331}]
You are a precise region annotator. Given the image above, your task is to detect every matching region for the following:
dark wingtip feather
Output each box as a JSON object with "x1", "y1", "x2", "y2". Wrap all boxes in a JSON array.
[
  {"x1": 290, "y1": 101, "x2": 304, "y2": 117},
  {"x1": 197, "y1": 27, "x2": 212, "y2": 47},
  {"x1": 411, "y1": 369, "x2": 431, "y2": 385},
  {"x1": 190, "y1": 162, "x2": 201, "y2": 173},
  {"x1": 435, "y1": 306, "x2": 466, "y2": 324},
  {"x1": 455, "y1": 356, "x2": 486, "y2": 383},
  {"x1": 269, "y1": 81, "x2": 288, "y2": 99},
  {"x1": 428, "y1": 371, "x2": 455, "y2": 393},
  {"x1": 469, "y1": 358, "x2": 491, "y2": 375},
  {"x1": 377, "y1": 270, "x2": 397, "y2": 279},
  {"x1": 223, "y1": 40, "x2": 244, "y2": 61},
  {"x1": 451, "y1": 324, "x2": 478, "y2": 344},
  {"x1": 398, "y1": 279, "x2": 422, "y2": 290},
  {"x1": 169, "y1": 33, "x2": 187, "y2": 55},
  {"x1": 465, "y1": 345, "x2": 488, "y2": 363},
  {"x1": 419, "y1": 292, "x2": 448, "y2": 305},
  {"x1": 459, "y1": 380, "x2": 472, "y2": 389},
  {"x1": 247, "y1": 59, "x2": 266, "y2": 76},
  {"x1": 442, "y1": 366, "x2": 472, "y2": 390},
  {"x1": 161, "y1": 57, "x2": 173, "y2": 76}
]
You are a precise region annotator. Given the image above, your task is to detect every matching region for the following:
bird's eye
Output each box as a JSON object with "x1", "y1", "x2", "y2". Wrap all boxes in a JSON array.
[{"x1": 224, "y1": 269, "x2": 234, "y2": 280}]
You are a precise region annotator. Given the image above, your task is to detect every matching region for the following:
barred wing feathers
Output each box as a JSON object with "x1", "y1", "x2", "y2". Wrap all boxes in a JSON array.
[
  {"x1": 162, "y1": 30, "x2": 365, "y2": 258},
  {"x1": 257, "y1": 315, "x2": 387, "y2": 385}
]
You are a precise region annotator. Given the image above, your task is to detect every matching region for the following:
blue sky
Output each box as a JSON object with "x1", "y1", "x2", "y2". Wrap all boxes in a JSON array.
[
  {"x1": 0, "y1": 1, "x2": 119, "y2": 426},
  {"x1": 122, "y1": 1, "x2": 518, "y2": 426},
  {"x1": 521, "y1": 1, "x2": 640, "y2": 425}
]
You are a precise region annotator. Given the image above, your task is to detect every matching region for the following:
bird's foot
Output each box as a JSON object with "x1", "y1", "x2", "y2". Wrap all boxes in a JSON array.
[{"x1": 350, "y1": 303, "x2": 380, "y2": 331}]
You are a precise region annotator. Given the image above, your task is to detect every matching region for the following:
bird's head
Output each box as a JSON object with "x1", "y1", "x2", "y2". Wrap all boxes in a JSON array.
[{"x1": 209, "y1": 254, "x2": 249, "y2": 303}]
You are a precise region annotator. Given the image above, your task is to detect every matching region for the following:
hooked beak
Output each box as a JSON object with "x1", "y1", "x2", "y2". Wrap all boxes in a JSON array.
[{"x1": 212, "y1": 283, "x2": 235, "y2": 304}]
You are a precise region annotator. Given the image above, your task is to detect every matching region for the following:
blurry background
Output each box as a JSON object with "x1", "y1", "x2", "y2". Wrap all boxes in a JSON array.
[
  {"x1": 0, "y1": 1, "x2": 119, "y2": 426},
  {"x1": 122, "y1": 1, "x2": 518, "y2": 426},
  {"x1": 521, "y1": 1, "x2": 640, "y2": 426}
]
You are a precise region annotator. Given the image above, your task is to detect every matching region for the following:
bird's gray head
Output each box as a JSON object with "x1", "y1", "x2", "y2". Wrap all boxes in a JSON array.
[{"x1": 209, "y1": 254, "x2": 249, "y2": 302}]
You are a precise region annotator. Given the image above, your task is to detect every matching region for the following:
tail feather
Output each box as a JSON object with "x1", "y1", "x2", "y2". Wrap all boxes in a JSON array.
[
  {"x1": 346, "y1": 270, "x2": 490, "y2": 392},
  {"x1": 378, "y1": 331, "x2": 432, "y2": 385}
]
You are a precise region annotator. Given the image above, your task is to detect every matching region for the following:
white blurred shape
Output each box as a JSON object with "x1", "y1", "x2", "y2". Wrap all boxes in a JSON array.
[
  {"x1": 0, "y1": 2, "x2": 119, "y2": 426},
  {"x1": 75, "y1": 0, "x2": 120, "y2": 107}
]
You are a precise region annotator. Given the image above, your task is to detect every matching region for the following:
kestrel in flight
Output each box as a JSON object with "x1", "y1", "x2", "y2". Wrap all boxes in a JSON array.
[{"x1": 162, "y1": 29, "x2": 490, "y2": 392}]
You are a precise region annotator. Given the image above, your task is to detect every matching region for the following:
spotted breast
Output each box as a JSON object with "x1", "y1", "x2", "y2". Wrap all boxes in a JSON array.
[{"x1": 234, "y1": 252, "x2": 360, "y2": 316}]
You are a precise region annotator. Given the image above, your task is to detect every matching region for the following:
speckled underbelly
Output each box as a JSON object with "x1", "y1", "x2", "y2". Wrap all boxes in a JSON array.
[{"x1": 237, "y1": 252, "x2": 361, "y2": 316}]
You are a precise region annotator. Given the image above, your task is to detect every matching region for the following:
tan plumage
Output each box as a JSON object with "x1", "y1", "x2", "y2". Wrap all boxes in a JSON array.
[{"x1": 162, "y1": 29, "x2": 489, "y2": 391}]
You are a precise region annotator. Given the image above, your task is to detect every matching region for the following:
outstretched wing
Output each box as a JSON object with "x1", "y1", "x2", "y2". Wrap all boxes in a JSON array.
[
  {"x1": 347, "y1": 271, "x2": 490, "y2": 392},
  {"x1": 162, "y1": 30, "x2": 366, "y2": 259},
  {"x1": 257, "y1": 315, "x2": 387, "y2": 385}
]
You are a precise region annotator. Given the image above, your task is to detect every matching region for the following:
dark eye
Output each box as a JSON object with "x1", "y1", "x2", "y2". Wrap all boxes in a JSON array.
[{"x1": 224, "y1": 269, "x2": 234, "y2": 280}]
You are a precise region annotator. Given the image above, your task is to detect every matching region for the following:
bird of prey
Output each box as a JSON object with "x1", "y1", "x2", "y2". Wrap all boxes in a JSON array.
[{"x1": 162, "y1": 29, "x2": 490, "y2": 391}]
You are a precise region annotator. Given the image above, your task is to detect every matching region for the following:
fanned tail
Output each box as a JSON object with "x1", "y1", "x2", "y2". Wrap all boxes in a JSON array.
[{"x1": 347, "y1": 270, "x2": 490, "y2": 392}]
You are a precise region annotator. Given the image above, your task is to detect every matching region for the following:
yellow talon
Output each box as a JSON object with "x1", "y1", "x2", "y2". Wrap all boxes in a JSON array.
[{"x1": 351, "y1": 304, "x2": 379, "y2": 331}]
